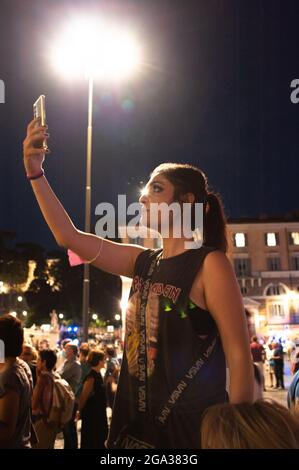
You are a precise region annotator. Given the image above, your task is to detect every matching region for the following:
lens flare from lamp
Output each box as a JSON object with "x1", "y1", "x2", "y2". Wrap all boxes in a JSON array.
[{"x1": 51, "y1": 18, "x2": 141, "y2": 81}]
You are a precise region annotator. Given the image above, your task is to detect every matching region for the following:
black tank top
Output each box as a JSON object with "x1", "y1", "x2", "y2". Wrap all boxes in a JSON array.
[{"x1": 107, "y1": 246, "x2": 227, "y2": 449}]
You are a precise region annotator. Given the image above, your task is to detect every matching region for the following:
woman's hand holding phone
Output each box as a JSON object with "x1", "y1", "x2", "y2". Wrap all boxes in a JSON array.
[{"x1": 23, "y1": 118, "x2": 49, "y2": 177}]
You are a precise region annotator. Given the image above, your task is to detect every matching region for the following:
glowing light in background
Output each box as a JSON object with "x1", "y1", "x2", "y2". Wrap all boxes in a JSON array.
[{"x1": 50, "y1": 17, "x2": 142, "y2": 81}]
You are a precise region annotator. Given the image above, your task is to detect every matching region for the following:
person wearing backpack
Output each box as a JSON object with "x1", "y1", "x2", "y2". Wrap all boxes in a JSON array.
[{"x1": 32, "y1": 349, "x2": 59, "y2": 448}]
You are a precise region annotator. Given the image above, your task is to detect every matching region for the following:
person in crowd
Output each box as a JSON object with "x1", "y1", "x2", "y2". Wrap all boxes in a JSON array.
[
  {"x1": 38, "y1": 339, "x2": 50, "y2": 351},
  {"x1": 265, "y1": 342, "x2": 275, "y2": 387},
  {"x1": 20, "y1": 343, "x2": 38, "y2": 386},
  {"x1": 57, "y1": 343, "x2": 81, "y2": 448},
  {"x1": 273, "y1": 342, "x2": 285, "y2": 389},
  {"x1": 288, "y1": 368, "x2": 299, "y2": 416},
  {"x1": 77, "y1": 350, "x2": 108, "y2": 449},
  {"x1": 32, "y1": 349, "x2": 58, "y2": 448},
  {"x1": 76, "y1": 343, "x2": 91, "y2": 401},
  {"x1": 55, "y1": 338, "x2": 72, "y2": 370},
  {"x1": 0, "y1": 315, "x2": 32, "y2": 448},
  {"x1": 244, "y1": 311, "x2": 263, "y2": 401},
  {"x1": 250, "y1": 335, "x2": 266, "y2": 392},
  {"x1": 291, "y1": 351, "x2": 299, "y2": 375},
  {"x1": 23, "y1": 122, "x2": 254, "y2": 449},
  {"x1": 104, "y1": 346, "x2": 120, "y2": 410},
  {"x1": 201, "y1": 400, "x2": 299, "y2": 449}
]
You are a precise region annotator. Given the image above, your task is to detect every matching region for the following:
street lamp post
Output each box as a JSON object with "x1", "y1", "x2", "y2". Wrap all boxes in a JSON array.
[{"x1": 82, "y1": 76, "x2": 94, "y2": 341}]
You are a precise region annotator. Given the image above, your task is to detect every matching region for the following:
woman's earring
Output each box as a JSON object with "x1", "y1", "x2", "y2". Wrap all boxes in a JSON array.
[{"x1": 192, "y1": 227, "x2": 203, "y2": 247}]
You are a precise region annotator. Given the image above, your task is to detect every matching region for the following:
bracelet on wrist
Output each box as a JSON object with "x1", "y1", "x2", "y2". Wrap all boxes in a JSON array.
[{"x1": 26, "y1": 169, "x2": 45, "y2": 180}]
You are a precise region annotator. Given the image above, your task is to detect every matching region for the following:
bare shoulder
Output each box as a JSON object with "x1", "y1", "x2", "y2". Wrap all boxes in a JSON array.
[
  {"x1": 85, "y1": 375, "x2": 95, "y2": 383},
  {"x1": 201, "y1": 250, "x2": 239, "y2": 297},
  {"x1": 202, "y1": 250, "x2": 233, "y2": 277},
  {"x1": 190, "y1": 250, "x2": 233, "y2": 309}
]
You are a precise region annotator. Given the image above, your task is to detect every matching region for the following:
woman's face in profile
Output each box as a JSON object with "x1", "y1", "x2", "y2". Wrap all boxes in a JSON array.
[{"x1": 139, "y1": 174, "x2": 176, "y2": 232}]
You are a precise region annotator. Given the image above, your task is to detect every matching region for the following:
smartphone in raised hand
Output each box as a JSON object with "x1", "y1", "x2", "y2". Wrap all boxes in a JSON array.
[{"x1": 33, "y1": 94, "x2": 48, "y2": 150}]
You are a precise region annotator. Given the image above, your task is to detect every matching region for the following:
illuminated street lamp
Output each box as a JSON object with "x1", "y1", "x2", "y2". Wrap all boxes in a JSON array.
[
  {"x1": 58, "y1": 313, "x2": 64, "y2": 320},
  {"x1": 92, "y1": 313, "x2": 98, "y2": 321},
  {"x1": 115, "y1": 314, "x2": 121, "y2": 322},
  {"x1": 22, "y1": 311, "x2": 28, "y2": 317},
  {"x1": 17, "y1": 296, "x2": 23, "y2": 302},
  {"x1": 51, "y1": 17, "x2": 141, "y2": 341}
]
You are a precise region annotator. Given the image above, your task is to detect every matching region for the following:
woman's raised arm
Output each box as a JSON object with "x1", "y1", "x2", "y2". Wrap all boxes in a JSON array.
[{"x1": 23, "y1": 119, "x2": 144, "y2": 277}]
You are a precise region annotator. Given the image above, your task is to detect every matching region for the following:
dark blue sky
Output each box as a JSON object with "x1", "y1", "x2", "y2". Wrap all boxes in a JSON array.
[{"x1": 1, "y1": 0, "x2": 299, "y2": 250}]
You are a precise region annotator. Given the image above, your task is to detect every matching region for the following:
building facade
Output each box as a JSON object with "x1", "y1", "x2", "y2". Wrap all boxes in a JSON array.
[{"x1": 228, "y1": 218, "x2": 299, "y2": 342}]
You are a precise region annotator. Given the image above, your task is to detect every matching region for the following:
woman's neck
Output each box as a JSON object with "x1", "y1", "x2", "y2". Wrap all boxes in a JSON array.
[{"x1": 161, "y1": 237, "x2": 192, "y2": 259}]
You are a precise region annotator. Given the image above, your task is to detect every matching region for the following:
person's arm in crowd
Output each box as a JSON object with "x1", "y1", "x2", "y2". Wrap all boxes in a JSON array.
[
  {"x1": 0, "y1": 390, "x2": 19, "y2": 445},
  {"x1": 77, "y1": 377, "x2": 94, "y2": 419},
  {"x1": 32, "y1": 374, "x2": 46, "y2": 413}
]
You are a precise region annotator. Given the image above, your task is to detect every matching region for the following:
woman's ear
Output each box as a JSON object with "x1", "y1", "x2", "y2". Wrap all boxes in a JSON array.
[{"x1": 180, "y1": 193, "x2": 195, "y2": 204}]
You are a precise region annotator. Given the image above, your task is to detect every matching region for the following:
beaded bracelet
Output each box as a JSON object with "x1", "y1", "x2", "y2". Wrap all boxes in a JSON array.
[{"x1": 26, "y1": 169, "x2": 45, "y2": 180}]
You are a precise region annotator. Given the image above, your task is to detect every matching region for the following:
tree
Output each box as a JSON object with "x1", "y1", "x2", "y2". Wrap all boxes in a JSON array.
[
  {"x1": 25, "y1": 250, "x2": 122, "y2": 326},
  {"x1": 0, "y1": 245, "x2": 29, "y2": 288}
]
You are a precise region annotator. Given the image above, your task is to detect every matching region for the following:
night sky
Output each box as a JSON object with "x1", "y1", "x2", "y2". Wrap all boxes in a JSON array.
[{"x1": 1, "y1": 0, "x2": 299, "y2": 250}]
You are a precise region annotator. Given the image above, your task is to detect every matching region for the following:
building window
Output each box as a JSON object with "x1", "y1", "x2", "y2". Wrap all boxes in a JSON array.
[
  {"x1": 265, "y1": 284, "x2": 286, "y2": 296},
  {"x1": 234, "y1": 258, "x2": 251, "y2": 277},
  {"x1": 267, "y1": 257, "x2": 281, "y2": 271},
  {"x1": 269, "y1": 303, "x2": 285, "y2": 318},
  {"x1": 291, "y1": 256, "x2": 299, "y2": 270},
  {"x1": 240, "y1": 286, "x2": 248, "y2": 295},
  {"x1": 234, "y1": 233, "x2": 247, "y2": 248},
  {"x1": 265, "y1": 233, "x2": 279, "y2": 247},
  {"x1": 289, "y1": 232, "x2": 299, "y2": 246}
]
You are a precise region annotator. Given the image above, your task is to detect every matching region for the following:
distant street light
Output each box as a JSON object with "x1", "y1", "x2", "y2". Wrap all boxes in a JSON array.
[
  {"x1": 58, "y1": 313, "x2": 64, "y2": 320},
  {"x1": 10, "y1": 311, "x2": 17, "y2": 317},
  {"x1": 22, "y1": 311, "x2": 28, "y2": 317},
  {"x1": 17, "y1": 296, "x2": 23, "y2": 302},
  {"x1": 115, "y1": 314, "x2": 121, "y2": 322},
  {"x1": 51, "y1": 17, "x2": 141, "y2": 341},
  {"x1": 92, "y1": 314, "x2": 98, "y2": 321}
]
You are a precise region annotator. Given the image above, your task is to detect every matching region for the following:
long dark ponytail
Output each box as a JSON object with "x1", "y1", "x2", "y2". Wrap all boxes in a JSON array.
[
  {"x1": 151, "y1": 163, "x2": 228, "y2": 253},
  {"x1": 204, "y1": 192, "x2": 228, "y2": 253}
]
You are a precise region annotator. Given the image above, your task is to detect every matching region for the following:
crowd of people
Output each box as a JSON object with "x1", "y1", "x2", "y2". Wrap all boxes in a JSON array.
[
  {"x1": 1, "y1": 313, "x2": 299, "y2": 449},
  {"x1": 0, "y1": 314, "x2": 120, "y2": 449}
]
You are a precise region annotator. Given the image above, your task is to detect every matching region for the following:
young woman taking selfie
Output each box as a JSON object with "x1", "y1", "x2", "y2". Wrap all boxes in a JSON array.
[{"x1": 23, "y1": 118, "x2": 253, "y2": 449}]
